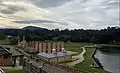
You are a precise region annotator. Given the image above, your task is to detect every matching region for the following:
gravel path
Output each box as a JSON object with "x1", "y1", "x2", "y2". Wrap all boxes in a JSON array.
[{"x1": 66, "y1": 47, "x2": 86, "y2": 66}]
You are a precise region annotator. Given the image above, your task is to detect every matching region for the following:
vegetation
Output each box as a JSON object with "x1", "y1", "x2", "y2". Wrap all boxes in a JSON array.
[
  {"x1": 9, "y1": 37, "x2": 19, "y2": 45},
  {"x1": 0, "y1": 26, "x2": 120, "y2": 44},
  {"x1": 99, "y1": 47, "x2": 120, "y2": 53},
  {"x1": 0, "y1": 39, "x2": 9, "y2": 44},
  {"x1": 65, "y1": 43, "x2": 108, "y2": 73},
  {"x1": 6, "y1": 70, "x2": 25, "y2": 73},
  {"x1": 65, "y1": 42, "x2": 93, "y2": 53},
  {"x1": 74, "y1": 47, "x2": 108, "y2": 73}
]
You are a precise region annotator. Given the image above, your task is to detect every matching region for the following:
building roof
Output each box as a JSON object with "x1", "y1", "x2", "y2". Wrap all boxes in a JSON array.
[
  {"x1": 3, "y1": 46, "x2": 23, "y2": 57},
  {"x1": 38, "y1": 52, "x2": 70, "y2": 59},
  {"x1": 0, "y1": 46, "x2": 12, "y2": 55}
]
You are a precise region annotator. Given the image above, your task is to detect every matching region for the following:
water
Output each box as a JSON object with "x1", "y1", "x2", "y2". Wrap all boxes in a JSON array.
[{"x1": 94, "y1": 49, "x2": 120, "y2": 73}]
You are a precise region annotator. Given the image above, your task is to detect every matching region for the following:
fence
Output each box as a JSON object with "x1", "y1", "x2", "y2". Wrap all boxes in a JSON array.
[
  {"x1": 23, "y1": 59, "x2": 49, "y2": 73},
  {"x1": 30, "y1": 56, "x2": 87, "y2": 73}
]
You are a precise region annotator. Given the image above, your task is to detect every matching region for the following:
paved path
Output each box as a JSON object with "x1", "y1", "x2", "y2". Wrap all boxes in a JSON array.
[{"x1": 66, "y1": 47, "x2": 86, "y2": 66}]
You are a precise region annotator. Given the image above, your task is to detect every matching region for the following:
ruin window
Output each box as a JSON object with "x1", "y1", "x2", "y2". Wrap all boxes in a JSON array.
[
  {"x1": 60, "y1": 49, "x2": 61, "y2": 51},
  {"x1": 46, "y1": 50, "x2": 48, "y2": 53},
  {"x1": 51, "y1": 50, "x2": 52, "y2": 53},
  {"x1": 46, "y1": 43, "x2": 48, "y2": 49},
  {"x1": 0, "y1": 55, "x2": 2, "y2": 59},
  {"x1": 41, "y1": 43, "x2": 43, "y2": 52},
  {"x1": 3, "y1": 55, "x2": 9, "y2": 59}
]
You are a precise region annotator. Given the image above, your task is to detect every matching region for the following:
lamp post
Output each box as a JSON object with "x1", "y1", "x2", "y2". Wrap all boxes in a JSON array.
[
  {"x1": 62, "y1": 48, "x2": 66, "y2": 53},
  {"x1": 52, "y1": 48, "x2": 57, "y2": 57},
  {"x1": 62, "y1": 48, "x2": 67, "y2": 55}
]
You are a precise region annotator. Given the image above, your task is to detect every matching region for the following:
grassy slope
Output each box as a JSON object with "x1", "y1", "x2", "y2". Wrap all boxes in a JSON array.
[
  {"x1": 6, "y1": 70, "x2": 25, "y2": 73},
  {"x1": 0, "y1": 39, "x2": 9, "y2": 44},
  {"x1": 65, "y1": 42, "x2": 108, "y2": 73},
  {"x1": 74, "y1": 47, "x2": 108, "y2": 73},
  {"x1": 65, "y1": 42, "x2": 92, "y2": 53}
]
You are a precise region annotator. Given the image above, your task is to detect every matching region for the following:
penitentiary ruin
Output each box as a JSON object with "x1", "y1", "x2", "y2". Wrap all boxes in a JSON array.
[{"x1": 18, "y1": 37, "x2": 72, "y2": 63}]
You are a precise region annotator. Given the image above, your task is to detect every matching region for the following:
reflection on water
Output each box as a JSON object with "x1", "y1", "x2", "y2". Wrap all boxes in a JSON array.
[{"x1": 94, "y1": 49, "x2": 120, "y2": 73}]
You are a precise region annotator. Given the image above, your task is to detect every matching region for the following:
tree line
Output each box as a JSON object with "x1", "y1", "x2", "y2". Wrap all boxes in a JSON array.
[{"x1": 0, "y1": 26, "x2": 120, "y2": 44}]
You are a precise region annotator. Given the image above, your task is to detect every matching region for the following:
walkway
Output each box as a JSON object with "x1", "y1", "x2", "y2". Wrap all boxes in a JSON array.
[{"x1": 66, "y1": 47, "x2": 86, "y2": 66}]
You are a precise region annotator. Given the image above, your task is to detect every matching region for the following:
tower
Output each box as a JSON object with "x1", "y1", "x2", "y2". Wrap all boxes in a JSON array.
[{"x1": 22, "y1": 36, "x2": 27, "y2": 48}]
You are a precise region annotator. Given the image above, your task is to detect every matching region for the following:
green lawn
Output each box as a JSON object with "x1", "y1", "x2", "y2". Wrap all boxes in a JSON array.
[
  {"x1": 65, "y1": 42, "x2": 93, "y2": 53},
  {"x1": 6, "y1": 70, "x2": 25, "y2": 73},
  {"x1": 65, "y1": 42, "x2": 108, "y2": 73},
  {"x1": 74, "y1": 47, "x2": 108, "y2": 73},
  {"x1": 0, "y1": 39, "x2": 9, "y2": 44}
]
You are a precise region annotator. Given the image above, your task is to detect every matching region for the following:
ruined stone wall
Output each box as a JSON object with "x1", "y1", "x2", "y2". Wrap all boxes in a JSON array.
[{"x1": 19, "y1": 41, "x2": 65, "y2": 53}]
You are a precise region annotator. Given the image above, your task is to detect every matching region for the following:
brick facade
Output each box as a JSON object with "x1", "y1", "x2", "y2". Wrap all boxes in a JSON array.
[{"x1": 18, "y1": 40, "x2": 65, "y2": 53}]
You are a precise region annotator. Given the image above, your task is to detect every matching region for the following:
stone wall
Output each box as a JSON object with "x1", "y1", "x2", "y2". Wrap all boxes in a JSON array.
[{"x1": 19, "y1": 41, "x2": 65, "y2": 53}]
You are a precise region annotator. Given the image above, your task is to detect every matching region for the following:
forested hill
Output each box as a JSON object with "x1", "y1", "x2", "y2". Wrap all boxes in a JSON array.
[{"x1": 0, "y1": 26, "x2": 120, "y2": 44}]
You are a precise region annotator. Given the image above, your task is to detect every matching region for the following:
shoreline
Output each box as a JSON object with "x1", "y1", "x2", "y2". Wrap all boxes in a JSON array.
[
  {"x1": 91, "y1": 48, "x2": 103, "y2": 68},
  {"x1": 91, "y1": 48, "x2": 111, "y2": 73}
]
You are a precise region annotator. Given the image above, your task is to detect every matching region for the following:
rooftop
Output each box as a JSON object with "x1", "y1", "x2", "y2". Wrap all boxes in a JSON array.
[
  {"x1": 3, "y1": 46, "x2": 23, "y2": 56},
  {"x1": 0, "y1": 46, "x2": 12, "y2": 55}
]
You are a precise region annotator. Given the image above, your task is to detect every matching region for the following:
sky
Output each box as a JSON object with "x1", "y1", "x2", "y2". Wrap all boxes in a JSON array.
[{"x1": 0, "y1": 0, "x2": 119, "y2": 29}]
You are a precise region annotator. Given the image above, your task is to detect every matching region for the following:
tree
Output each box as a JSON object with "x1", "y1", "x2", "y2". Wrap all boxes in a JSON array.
[{"x1": 9, "y1": 37, "x2": 18, "y2": 45}]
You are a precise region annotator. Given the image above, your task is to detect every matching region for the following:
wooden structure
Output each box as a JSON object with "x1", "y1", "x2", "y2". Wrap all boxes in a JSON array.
[{"x1": 0, "y1": 46, "x2": 12, "y2": 66}]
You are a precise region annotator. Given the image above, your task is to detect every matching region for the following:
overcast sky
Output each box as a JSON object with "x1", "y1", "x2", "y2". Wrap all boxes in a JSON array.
[{"x1": 0, "y1": 0, "x2": 119, "y2": 29}]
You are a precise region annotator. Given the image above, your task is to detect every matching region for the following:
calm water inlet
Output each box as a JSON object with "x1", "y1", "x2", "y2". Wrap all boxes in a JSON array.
[{"x1": 94, "y1": 49, "x2": 120, "y2": 73}]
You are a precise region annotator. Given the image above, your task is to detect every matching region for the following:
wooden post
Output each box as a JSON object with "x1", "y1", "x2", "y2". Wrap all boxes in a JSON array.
[
  {"x1": 38, "y1": 66, "x2": 42, "y2": 73},
  {"x1": 19, "y1": 55, "x2": 24, "y2": 65},
  {"x1": 23, "y1": 58, "x2": 27, "y2": 71},
  {"x1": 29, "y1": 62, "x2": 32, "y2": 73},
  {"x1": 23, "y1": 59, "x2": 25, "y2": 70}
]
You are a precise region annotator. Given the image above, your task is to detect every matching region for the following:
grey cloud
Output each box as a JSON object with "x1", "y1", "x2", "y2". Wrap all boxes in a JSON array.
[
  {"x1": 13, "y1": 20, "x2": 58, "y2": 24},
  {"x1": 29, "y1": 0, "x2": 72, "y2": 8},
  {"x1": 0, "y1": 0, "x2": 119, "y2": 29},
  {"x1": 0, "y1": 4, "x2": 26, "y2": 14},
  {"x1": 81, "y1": 0, "x2": 89, "y2": 3},
  {"x1": 100, "y1": 0, "x2": 119, "y2": 9},
  {"x1": 13, "y1": 19, "x2": 69, "y2": 26}
]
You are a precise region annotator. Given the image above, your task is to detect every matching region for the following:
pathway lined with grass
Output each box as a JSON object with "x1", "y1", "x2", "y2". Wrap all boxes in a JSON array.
[
  {"x1": 66, "y1": 47, "x2": 86, "y2": 66},
  {"x1": 0, "y1": 39, "x2": 9, "y2": 44},
  {"x1": 74, "y1": 47, "x2": 108, "y2": 73},
  {"x1": 65, "y1": 43, "x2": 108, "y2": 73}
]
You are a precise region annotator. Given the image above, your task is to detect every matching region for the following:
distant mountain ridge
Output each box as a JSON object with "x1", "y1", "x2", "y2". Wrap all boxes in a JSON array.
[{"x1": 22, "y1": 26, "x2": 47, "y2": 31}]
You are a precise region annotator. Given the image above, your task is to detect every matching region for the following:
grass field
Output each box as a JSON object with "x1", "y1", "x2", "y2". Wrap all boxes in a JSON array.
[
  {"x1": 0, "y1": 39, "x2": 9, "y2": 44},
  {"x1": 65, "y1": 42, "x2": 108, "y2": 73},
  {"x1": 65, "y1": 42, "x2": 93, "y2": 53},
  {"x1": 5, "y1": 70, "x2": 25, "y2": 73}
]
